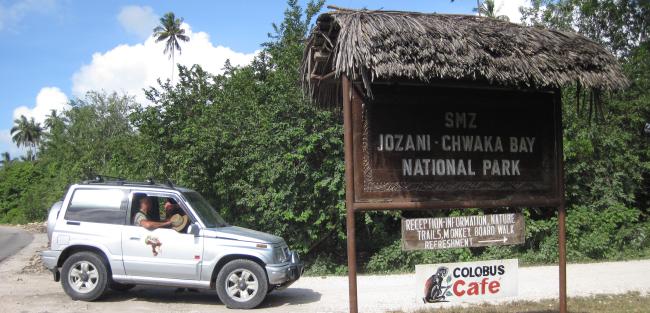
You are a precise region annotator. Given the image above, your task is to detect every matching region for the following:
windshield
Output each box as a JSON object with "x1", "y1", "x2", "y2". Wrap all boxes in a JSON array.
[{"x1": 183, "y1": 191, "x2": 228, "y2": 228}]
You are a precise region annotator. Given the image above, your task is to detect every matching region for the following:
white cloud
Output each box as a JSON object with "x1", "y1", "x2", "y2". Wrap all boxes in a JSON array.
[
  {"x1": 12, "y1": 87, "x2": 69, "y2": 125},
  {"x1": 0, "y1": 129, "x2": 26, "y2": 157},
  {"x1": 0, "y1": 129, "x2": 12, "y2": 147},
  {"x1": 117, "y1": 5, "x2": 158, "y2": 39},
  {"x1": 0, "y1": 0, "x2": 58, "y2": 31},
  {"x1": 494, "y1": 0, "x2": 529, "y2": 23},
  {"x1": 72, "y1": 22, "x2": 257, "y2": 104}
]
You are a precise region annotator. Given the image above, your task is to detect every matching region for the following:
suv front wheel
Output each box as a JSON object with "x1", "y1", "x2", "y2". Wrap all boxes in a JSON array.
[
  {"x1": 216, "y1": 259, "x2": 269, "y2": 309},
  {"x1": 61, "y1": 251, "x2": 109, "y2": 301}
]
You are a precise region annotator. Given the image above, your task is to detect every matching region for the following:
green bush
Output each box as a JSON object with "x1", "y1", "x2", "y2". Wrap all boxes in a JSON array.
[{"x1": 1, "y1": 0, "x2": 649, "y2": 274}]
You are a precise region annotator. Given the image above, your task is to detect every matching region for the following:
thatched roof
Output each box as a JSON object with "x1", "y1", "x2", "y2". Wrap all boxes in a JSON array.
[{"x1": 302, "y1": 8, "x2": 628, "y2": 106}]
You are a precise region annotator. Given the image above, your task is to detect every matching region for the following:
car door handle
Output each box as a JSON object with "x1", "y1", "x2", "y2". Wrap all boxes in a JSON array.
[
  {"x1": 129, "y1": 237, "x2": 141, "y2": 241},
  {"x1": 66, "y1": 221, "x2": 80, "y2": 226}
]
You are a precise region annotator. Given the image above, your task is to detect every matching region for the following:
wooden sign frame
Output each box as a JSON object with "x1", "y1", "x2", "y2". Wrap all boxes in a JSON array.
[
  {"x1": 351, "y1": 83, "x2": 563, "y2": 209},
  {"x1": 341, "y1": 76, "x2": 568, "y2": 313}
]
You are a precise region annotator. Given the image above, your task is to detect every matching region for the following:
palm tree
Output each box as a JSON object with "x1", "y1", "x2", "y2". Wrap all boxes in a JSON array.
[
  {"x1": 474, "y1": 0, "x2": 510, "y2": 21},
  {"x1": 153, "y1": 12, "x2": 190, "y2": 83},
  {"x1": 0, "y1": 152, "x2": 11, "y2": 167},
  {"x1": 20, "y1": 150, "x2": 35, "y2": 162},
  {"x1": 11, "y1": 115, "x2": 43, "y2": 162},
  {"x1": 44, "y1": 109, "x2": 60, "y2": 130},
  {"x1": 10, "y1": 115, "x2": 43, "y2": 148}
]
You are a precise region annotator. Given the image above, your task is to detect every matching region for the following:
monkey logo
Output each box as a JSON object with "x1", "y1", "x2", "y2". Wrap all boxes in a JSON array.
[
  {"x1": 145, "y1": 235, "x2": 162, "y2": 256},
  {"x1": 423, "y1": 266, "x2": 451, "y2": 303}
]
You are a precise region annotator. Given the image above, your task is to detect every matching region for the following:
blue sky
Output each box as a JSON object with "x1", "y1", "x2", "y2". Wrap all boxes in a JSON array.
[{"x1": 0, "y1": 0, "x2": 524, "y2": 156}]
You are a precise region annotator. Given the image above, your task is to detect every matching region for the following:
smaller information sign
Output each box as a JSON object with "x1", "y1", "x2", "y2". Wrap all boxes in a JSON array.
[
  {"x1": 402, "y1": 213, "x2": 524, "y2": 250},
  {"x1": 416, "y1": 259, "x2": 518, "y2": 303}
]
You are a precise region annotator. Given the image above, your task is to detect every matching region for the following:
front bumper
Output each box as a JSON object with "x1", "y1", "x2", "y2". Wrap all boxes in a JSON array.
[
  {"x1": 41, "y1": 250, "x2": 61, "y2": 281},
  {"x1": 265, "y1": 252, "x2": 304, "y2": 289}
]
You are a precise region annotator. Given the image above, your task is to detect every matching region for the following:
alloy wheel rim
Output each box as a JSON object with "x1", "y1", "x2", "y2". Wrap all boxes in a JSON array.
[
  {"x1": 225, "y1": 269, "x2": 259, "y2": 302},
  {"x1": 68, "y1": 261, "x2": 99, "y2": 293}
]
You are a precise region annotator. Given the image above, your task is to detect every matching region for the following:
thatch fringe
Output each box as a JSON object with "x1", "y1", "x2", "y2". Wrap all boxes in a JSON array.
[{"x1": 302, "y1": 8, "x2": 629, "y2": 106}]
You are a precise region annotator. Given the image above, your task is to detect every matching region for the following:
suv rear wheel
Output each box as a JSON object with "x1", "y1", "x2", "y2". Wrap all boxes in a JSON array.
[
  {"x1": 216, "y1": 259, "x2": 268, "y2": 309},
  {"x1": 61, "y1": 251, "x2": 109, "y2": 301}
]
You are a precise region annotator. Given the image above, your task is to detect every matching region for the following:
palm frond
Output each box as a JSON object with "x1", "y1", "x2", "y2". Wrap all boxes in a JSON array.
[{"x1": 152, "y1": 12, "x2": 190, "y2": 65}]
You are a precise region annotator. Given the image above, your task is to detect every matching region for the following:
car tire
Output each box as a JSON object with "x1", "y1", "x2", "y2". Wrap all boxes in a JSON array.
[
  {"x1": 216, "y1": 259, "x2": 268, "y2": 309},
  {"x1": 109, "y1": 281, "x2": 136, "y2": 292},
  {"x1": 61, "y1": 251, "x2": 109, "y2": 301}
]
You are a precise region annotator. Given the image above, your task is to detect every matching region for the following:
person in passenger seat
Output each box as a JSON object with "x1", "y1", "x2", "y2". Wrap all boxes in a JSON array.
[
  {"x1": 164, "y1": 198, "x2": 190, "y2": 233},
  {"x1": 164, "y1": 198, "x2": 184, "y2": 218},
  {"x1": 134, "y1": 196, "x2": 172, "y2": 230}
]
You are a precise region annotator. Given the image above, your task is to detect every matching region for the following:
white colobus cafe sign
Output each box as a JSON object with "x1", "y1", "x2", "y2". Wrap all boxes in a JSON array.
[{"x1": 416, "y1": 259, "x2": 518, "y2": 303}]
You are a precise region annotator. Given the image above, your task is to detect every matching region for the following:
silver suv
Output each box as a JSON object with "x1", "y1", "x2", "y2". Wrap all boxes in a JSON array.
[{"x1": 41, "y1": 178, "x2": 303, "y2": 309}]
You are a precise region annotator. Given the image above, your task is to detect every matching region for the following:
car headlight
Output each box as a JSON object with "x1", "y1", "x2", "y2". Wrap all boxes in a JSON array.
[{"x1": 274, "y1": 247, "x2": 289, "y2": 263}]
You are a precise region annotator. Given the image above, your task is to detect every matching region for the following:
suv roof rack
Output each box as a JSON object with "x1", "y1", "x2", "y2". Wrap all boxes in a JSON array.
[{"x1": 82, "y1": 175, "x2": 160, "y2": 187}]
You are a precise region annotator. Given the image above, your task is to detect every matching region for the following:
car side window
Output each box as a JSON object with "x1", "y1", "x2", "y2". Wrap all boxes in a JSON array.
[
  {"x1": 129, "y1": 192, "x2": 194, "y2": 233},
  {"x1": 64, "y1": 189, "x2": 127, "y2": 225}
]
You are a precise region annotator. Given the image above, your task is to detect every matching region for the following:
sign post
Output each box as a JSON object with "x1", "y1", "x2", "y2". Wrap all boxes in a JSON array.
[
  {"x1": 559, "y1": 204, "x2": 567, "y2": 312},
  {"x1": 342, "y1": 76, "x2": 359, "y2": 312},
  {"x1": 304, "y1": 7, "x2": 625, "y2": 313},
  {"x1": 341, "y1": 77, "x2": 567, "y2": 313}
]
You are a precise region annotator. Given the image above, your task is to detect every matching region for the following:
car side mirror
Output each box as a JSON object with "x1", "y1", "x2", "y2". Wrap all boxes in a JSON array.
[{"x1": 188, "y1": 223, "x2": 200, "y2": 236}]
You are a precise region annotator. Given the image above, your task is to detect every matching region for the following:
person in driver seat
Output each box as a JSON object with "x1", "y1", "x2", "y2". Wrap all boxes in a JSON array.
[{"x1": 134, "y1": 196, "x2": 172, "y2": 230}]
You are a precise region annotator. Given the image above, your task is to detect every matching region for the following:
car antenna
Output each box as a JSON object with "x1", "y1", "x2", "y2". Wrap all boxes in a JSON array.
[{"x1": 164, "y1": 176, "x2": 175, "y2": 189}]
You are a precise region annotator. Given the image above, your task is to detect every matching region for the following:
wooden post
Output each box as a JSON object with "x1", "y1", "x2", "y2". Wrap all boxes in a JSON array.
[
  {"x1": 342, "y1": 75, "x2": 359, "y2": 313},
  {"x1": 558, "y1": 204, "x2": 567, "y2": 313},
  {"x1": 556, "y1": 88, "x2": 568, "y2": 313}
]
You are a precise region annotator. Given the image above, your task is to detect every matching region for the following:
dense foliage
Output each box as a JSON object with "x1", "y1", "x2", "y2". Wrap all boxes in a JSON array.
[{"x1": 1, "y1": 0, "x2": 648, "y2": 274}]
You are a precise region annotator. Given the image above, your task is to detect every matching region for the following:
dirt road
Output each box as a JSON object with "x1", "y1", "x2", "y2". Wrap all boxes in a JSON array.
[
  {"x1": 0, "y1": 226, "x2": 32, "y2": 262},
  {"x1": 1, "y1": 229, "x2": 649, "y2": 313}
]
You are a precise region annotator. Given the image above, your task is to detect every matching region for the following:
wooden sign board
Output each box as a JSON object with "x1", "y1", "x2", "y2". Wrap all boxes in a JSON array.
[
  {"x1": 402, "y1": 213, "x2": 525, "y2": 250},
  {"x1": 351, "y1": 84, "x2": 562, "y2": 209}
]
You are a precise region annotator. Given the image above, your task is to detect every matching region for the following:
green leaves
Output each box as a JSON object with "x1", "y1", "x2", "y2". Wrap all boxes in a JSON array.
[
  {"x1": 2, "y1": 0, "x2": 649, "y2": 275},
  {"x1": 131, "y1": 1, "x2": 344, "y2": 258}
]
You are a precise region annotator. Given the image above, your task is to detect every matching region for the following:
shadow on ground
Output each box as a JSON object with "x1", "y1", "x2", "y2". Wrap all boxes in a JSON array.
[
  {"x1": 99, "y1": 286, "x2": 321, "y2": 308},
  {"x1": 262, "y1": 288, "x2": 322, "y2": 308}
]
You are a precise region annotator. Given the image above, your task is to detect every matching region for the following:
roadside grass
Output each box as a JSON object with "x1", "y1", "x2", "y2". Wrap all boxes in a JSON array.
[
  {"x1": 303, "y1": 255, "x2": 650, "y2": 277},
  {"x1": 387, "y1": 292, "x2": 650, "y2": 313},
  {"x1": 302, "y1": 244, "x2": 650, "y2": 276}
]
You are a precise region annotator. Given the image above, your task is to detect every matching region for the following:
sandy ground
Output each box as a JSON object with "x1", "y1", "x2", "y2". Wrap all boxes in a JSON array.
[{"x1": 1, "y1": 228, "x2": 649, "y2": 313}]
